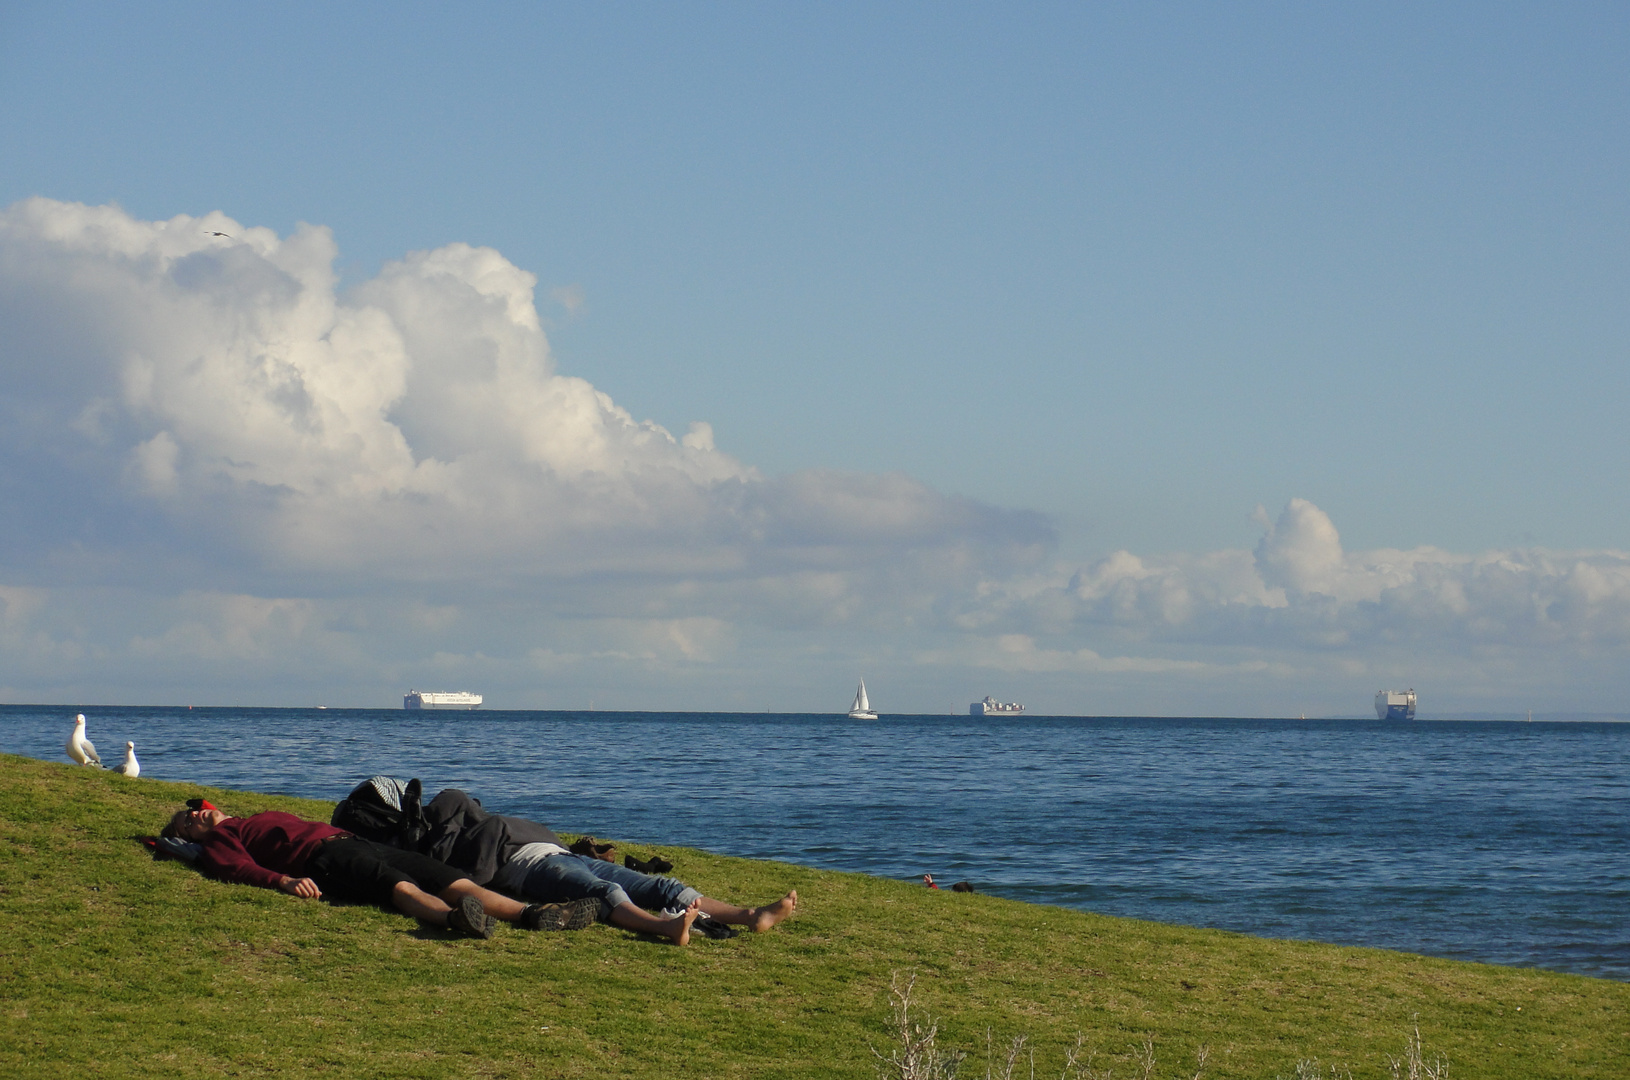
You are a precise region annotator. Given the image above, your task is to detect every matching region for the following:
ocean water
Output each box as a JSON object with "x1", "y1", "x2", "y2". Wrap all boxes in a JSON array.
[{"x1": 5, "y1": 706, "x2": 1626, "y2": 981}]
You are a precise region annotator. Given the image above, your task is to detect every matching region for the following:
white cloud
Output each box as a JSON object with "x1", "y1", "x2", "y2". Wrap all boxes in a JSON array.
[
  {"x1": 960, "y1": 498, "x2": 1630, "y2": 669},
  {"x1": 0, "y1": 198, "x2": 1047, "y2": 589},
  {"x1": 2, "y1": 198, "x2": 1627, "y2": 713}
]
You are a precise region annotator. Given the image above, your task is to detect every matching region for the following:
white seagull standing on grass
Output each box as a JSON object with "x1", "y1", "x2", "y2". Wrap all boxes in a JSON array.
[
  {"x1": 115, "y1": 741, "x2": 140, "y2": 778},
  {"x1": 66, "y1": 714, "x2": 102, "y2": 766}
]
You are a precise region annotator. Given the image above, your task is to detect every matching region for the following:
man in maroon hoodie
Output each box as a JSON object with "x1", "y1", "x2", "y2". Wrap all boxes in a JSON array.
[{"x1": 164, "y1": 804, "x2": 596, "y2": 937}]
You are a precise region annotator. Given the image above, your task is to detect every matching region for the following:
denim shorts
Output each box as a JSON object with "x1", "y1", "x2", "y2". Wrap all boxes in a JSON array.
[{"x1": 515, "y1": 853, "x2": 701, "y2": 918}]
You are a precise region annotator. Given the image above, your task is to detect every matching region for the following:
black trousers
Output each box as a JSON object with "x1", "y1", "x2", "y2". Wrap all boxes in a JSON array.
[{"x1": 306, "y1": 836, "x2": 468, "y2": 906}]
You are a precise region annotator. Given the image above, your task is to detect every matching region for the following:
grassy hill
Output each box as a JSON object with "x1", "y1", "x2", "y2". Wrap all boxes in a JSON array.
[{"x1": 0, "y1": 754, "x2": 1624, "y2": 1078}]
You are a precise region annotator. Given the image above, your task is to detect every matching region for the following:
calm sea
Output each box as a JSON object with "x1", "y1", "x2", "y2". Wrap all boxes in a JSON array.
[{"x1": 4, "y1": 707, "x2": 1626, "y2": 981}]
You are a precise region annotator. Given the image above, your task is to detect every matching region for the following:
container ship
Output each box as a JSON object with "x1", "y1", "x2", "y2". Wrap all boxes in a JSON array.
[
  {"x1": 970, "y1": 696, "x2": 1024, "y2": 717},
  {"x1": 404, "y1": 690, "x2": 483, "y2": 710},
  {"x1": 1374, "y1": 689, "x2": 1416, "y2": 721}
]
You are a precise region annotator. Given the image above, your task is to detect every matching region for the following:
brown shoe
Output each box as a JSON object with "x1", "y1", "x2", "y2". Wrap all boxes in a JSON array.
[
  {"x1": 521, "y1": 897, "x2": 599, "y2": 931},
  {"x1": 446, "y1": 895, "x2": 496, "y2": 939},
  {"x1": 568, "y1": 837, "x2": 619, "y2": 863}
]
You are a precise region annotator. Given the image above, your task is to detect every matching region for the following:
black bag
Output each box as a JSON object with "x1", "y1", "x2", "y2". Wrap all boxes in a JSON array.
[{"x1": 331, "y1": 776, "x2": 428, "y2": 850}]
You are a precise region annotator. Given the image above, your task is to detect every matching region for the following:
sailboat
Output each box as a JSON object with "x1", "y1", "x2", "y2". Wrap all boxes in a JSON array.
[{"x1": 847, "y1": 680, "x2": 878, "y2": 720}]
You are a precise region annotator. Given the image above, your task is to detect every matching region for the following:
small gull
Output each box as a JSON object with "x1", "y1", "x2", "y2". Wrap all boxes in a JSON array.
[
  {"x1": 115, "y1": 741, "x2": 140, "y2": 778},
  {"x1": 66, "y1": 714, "x2": 101, "y2": 767}
]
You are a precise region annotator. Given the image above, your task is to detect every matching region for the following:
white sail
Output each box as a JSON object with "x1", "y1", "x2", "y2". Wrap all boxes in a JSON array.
[{"x1": 848, "y1": 679, "x2": 877, "y2": 719}]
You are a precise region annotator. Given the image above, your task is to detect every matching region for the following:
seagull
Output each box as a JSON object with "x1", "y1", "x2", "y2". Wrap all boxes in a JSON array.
[
  {"x1": 66, "y1": 714, "x2": 102, "y2": 767},
  {"x1": 208, "y1": 231, "x2": 231, "y2": 238},
  {"x1": 115, "y1": 741, "x2": 140, "y2": 778}
]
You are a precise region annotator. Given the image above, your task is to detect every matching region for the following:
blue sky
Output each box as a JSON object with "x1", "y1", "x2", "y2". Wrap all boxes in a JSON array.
[{"x1": 1, "y1": 3, "x2": 1627, "y2": 713}]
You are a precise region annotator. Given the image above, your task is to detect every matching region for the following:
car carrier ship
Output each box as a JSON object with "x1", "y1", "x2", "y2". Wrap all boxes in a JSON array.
[
  {"x1": 403, "y1": 690, "x2": 483, "y2": 710},
  {"x1": 1374, "y1": 689, "x2": 1416, "y2": 721}
]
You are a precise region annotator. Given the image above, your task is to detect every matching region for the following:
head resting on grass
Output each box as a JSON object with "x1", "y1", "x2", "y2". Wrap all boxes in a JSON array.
[{"x1": 164, "y1": 803, "x2": 227, "y2": 841}]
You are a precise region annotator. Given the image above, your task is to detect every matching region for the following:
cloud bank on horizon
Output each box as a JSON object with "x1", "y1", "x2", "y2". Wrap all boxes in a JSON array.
[{"x1": 3, "y1": 199, "x2": 1627, "y2": 712}]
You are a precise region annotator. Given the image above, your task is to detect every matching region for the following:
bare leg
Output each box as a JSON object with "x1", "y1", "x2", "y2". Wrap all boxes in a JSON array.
[
  {"x1": 390, "y1": 880, "x2": 455, "y2": 924},
  {"x1": 697, "y1": 890, "x2": 797, "y2": 932},
  {"x1": 607, "y1": 898, "x2": 700, "y2": 945},
  {"x1": 438, "y1": 879, "x2": 529, "y2": 923}
]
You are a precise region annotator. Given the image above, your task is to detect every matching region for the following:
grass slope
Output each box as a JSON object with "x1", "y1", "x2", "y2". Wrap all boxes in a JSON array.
[{"x1": 1, "y1": 754, "x2": 1624, "y2": 1078}]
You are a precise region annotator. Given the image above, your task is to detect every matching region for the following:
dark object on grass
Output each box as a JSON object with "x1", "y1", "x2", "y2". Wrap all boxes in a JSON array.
[
  {"x1": 569, "y1": 836, "x2": 618, "y2": 862},
  {"x1": 950, "y1": 881, "x2": 975, "y2": 893},
  {"x1": 447, "y1": 895, "x2": 496, "y2": 939},
  {"x1": 625, "y1": 853, "x2": 674, "y2": 875},
  {"x1": 138, "y1": 834, "x2": 204, "y2": 862},
  {"x1": 522, "y1": 898, "x2": 599, "y2": 931},
  {"x1": 693, "y1": 915, "x2": 738, "y2": 939},
  {"x1": 330, "y1": 777, "x2": 429, "y2": 851}
]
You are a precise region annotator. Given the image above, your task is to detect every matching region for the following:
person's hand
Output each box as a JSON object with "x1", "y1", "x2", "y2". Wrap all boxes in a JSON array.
[{"x1": 279, "y1": 876, "x2": 322, "y2": 899}]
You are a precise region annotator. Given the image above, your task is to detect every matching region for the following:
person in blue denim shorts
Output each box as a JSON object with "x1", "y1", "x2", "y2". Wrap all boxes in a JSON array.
[{"x1": 490, "y1": 841, "x2": 796, "y2": 946}]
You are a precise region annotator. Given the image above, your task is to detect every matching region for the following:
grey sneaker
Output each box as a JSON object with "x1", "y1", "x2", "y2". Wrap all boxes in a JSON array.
[
  {"x1": 446, "y1": 895, "x2": 496, "y2": 939},
  {"x1": 521, "y1": 897, "x2": 599, "y2": 931}
]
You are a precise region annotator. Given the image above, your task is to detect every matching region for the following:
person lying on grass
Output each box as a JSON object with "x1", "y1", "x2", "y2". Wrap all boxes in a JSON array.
[
  {"x1": 163, "y1": 803, "x2": 599, "y2": 938},
  {"x1": 488, "y1": 828, "x2": 797, "y2": 947},
  {"x1": 338, "y1": 784, "x2": 796, "y2": 946}
]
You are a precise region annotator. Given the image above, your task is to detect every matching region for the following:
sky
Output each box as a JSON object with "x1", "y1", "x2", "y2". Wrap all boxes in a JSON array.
[{"x1": 1, "y1": 2, "x2": 1627, "y2": 714}]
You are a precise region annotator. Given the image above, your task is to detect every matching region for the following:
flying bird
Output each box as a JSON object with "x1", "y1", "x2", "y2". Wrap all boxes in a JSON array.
[
  {"x1": 66, "y1": 714, "x2": 102, "y2": 766},
  {"x1": 115, "y1": 741, "x2": 140, "y2": 778},
  {"x1": 207, "y1": 231, "x2": 230, "y2": 238}
]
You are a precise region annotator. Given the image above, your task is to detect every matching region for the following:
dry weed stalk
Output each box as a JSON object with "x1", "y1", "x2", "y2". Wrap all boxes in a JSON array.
[
  {"x1": 872, "y1": 971, "x2": 967, "y2": 1080},
  {"x1": 1386, "y1": 1019, "x2": 1447, "y2": 1080},
  {"x1": 980, "y1": 1028, "x2": 1032, "y2": 1080},
  {"x1": 1284, "y1": 1060, "x2": 1354, "y2": 1080}
]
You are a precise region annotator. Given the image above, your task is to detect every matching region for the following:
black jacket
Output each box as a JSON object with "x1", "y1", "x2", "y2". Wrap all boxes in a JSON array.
[{"x1": 421, "y1": 789, "x2": 564, "y2": 887}]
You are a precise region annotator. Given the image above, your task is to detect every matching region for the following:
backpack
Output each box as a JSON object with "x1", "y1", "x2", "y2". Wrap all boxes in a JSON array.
[{"x1": 331, "y1": 775, "x2": 429, "y2": 850}]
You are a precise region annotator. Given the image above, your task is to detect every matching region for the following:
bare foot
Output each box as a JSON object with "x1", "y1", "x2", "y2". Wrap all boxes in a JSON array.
[
  {"x1": 661, "y1": 899, "x2": 701, "y2": 945},
  {"x1": 750, "y1": 890, "x2": 797, "y2": 933}
]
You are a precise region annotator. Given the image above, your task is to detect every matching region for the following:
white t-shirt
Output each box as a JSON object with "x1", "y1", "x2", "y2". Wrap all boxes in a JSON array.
[{"x1": 492, "y1": 840, "x2": 570, "y2": 891}]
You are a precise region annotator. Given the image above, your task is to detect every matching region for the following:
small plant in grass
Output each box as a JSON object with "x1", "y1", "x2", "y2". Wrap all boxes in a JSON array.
[
  {"x1": 1281, "y1": 1060, "x2": 1354, "y2": 1080},
  {"x1": 1387, "y1": 1019, "x2": 1447, "y2": 1080},
  {"x1": 872, "y1": 970, "x2": 968, "y2": 1079},
  {"x1": 874, "y1": 971, "x2": 1211, "y2": 1080},
  {"x1": 875, "y1": 971, "x2": 1458, "y2": 1080}
]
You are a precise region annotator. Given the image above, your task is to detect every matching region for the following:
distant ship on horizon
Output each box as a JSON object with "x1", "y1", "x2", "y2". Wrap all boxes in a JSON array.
[
  {"x1": 1375, "y1": 689, "x2": 1416, "y2": 721},
  {"x1": 971, "y1": 696, "x2": 1024, "y2": 717},
  {"x1": 404, "y1": 690, "x2": 483, "y2": 710}
]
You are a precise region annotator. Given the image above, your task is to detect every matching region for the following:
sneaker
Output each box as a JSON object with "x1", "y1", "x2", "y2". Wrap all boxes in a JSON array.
[
  {"x1": 521, "y1": 897, "x2": 599, "y2": 931},
  {"x1": 446, "y1": 895, "x2": 496, "y2": 939}
]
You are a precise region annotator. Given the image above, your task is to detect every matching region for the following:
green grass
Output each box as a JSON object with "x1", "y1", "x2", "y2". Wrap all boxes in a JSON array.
[{"x1": 1, "y1": 754, "x2": 1624, "y2": 1079}]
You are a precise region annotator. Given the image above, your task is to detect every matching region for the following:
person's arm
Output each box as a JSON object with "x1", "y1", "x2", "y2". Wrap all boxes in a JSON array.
[{"x1": 198, "y1": 827, "x2": 306, "y2": 892}]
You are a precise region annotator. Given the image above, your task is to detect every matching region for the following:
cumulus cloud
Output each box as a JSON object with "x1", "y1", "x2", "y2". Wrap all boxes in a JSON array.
[
  {"x1": 2, "y1": 198, "x2": 1626, "y2": 712},
  {"x1": 0, "y1": 198, "x2": 1048, "y2": 590},
  {"x1": 964, "y1": 498, "x2": 1630, "y2": 658}
]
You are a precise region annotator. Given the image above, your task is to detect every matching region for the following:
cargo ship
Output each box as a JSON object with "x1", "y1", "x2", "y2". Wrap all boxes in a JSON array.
[
  {"x1": 404, "y1": 690, "x2": 483, "y2": 710},
  {"x1": 970, "y1": 696, "x2": 1024, "y2": 717},
  {"x1": 1374, "y1": 689, "x2": 1416, "y2": 721}
]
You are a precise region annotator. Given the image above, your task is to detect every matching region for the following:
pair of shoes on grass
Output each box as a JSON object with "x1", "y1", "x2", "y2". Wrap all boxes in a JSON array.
[
  {"x1": 447, "y1": 895, "x2": 498, "y2": 939},
  {"x1": 521, "y1": 897, "x2": 599, "y2": 931},
  {"x1": 624, "y1": 852, "x2": 674, "y2": 875}
]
